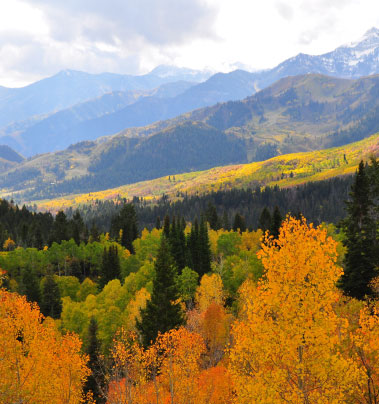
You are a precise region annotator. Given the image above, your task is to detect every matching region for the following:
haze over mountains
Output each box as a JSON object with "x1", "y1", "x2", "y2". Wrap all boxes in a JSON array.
[
  {"x1": 0, "y1": 28, "x2": 378, "y2": 203},
  {"x1": 0, "y1": 27, "x2": 378, "y2": 157},
  {"x1": 1, "y1": 73, "x2": 378, "y2": 202}
]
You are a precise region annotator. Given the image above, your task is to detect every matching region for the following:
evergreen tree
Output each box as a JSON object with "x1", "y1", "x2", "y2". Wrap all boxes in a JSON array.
[
  {"x1": 259, "y1": 207, "x2": 272, "y2": 233},
  {"x1": 187, "y1": 219, "x2": 199, "y2": 271},
  {"x1": 99, "y1": 246, "x2": 121, "y2": 288},
  {"x1": 71, "y1": 211, "x2": 84, "y2": 245},
  {"x1": 233, "y1": 213, "x2": 246, "y2": 233},
  {"x1": 155, "y1": 216, "x2": 161, "y2": 230},
  {"x1": 222, "y1": 211, "x2": 230, "y2": 230},
  {"x1": 40, "y1": 274, "x2": 62, "y2": 319},
  {"x1": 163, "y1": 215, "x2": 170, "y2": 238},
  {"x1": 339, "y1": 161, "x2": 378, "y2": 300},
  {"x1": 84, "y1": 317, "x2": 105, "y2": 404},
  {"x1": 169, "y1": 217, "x2": 186, "y2": 272},
  {"x1": 137, "y1": 236, "x2": 184, "y2": 347},
  {"x1": 119, "y1": 204, "x2": 138, "y2": 254},
  {"x1": 21, "y1": 268, "x2": 40, "y2": 304},
  {"x1": 89, "y1": 222, "x2": 100, "y2": 242},
  {"x1": 206, "y1": 202, "x2": 220, "y2": 230},
  {"x1": 197, "y1": 217, "x2": 212, "y2": 277},
  {"x1": 270, "y1": 206, "x2": 283, "y2": 239},
  {"x1": 51, "y1": 211, "x2": 68, "y2": 244}
]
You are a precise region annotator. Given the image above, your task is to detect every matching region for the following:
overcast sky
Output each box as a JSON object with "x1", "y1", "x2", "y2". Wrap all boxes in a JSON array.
[{"x1": 0, "y1": 0, "x2": 378, "y2": 87}]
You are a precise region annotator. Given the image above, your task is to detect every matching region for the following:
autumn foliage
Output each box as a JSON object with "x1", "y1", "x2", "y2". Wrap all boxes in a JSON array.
[{"x1": 0, "y1": 289, "x2": 89, "y2": 403}]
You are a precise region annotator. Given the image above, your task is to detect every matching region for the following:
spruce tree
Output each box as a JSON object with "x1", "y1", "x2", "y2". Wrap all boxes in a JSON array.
[
  {"x1": 84, "y1": 317, "x2": 105, "y2": 404},
  {"x1": 21, "y1": 268, "x2": 41, "y2": 305},
  {"x1": 222, "y1": 211, "x2": 230, "y2": 230},
  {"x1": 206, "y1": 202, "x2": 220, "y2": 230},
  {"x1": 155, "y1": 216, "x2": 161, "y2": 230},
  {"x1": 198, "y1": 217, "x2": 212, "y2": 278},
  {"x1": 99, "y1": 246, "x2": 121, "y2": 289},
  {"x1": 270, "y1": 206, "x2": 283, "y2": 239},
  {"x1": 41, "y1": 274, "x2": 62, "y2": 319},
  {"x1": 233, "y1": 213, "x2": 246, "y2": 233},
  {"x1": 169, "y1": 217, "x2": 186, "y2": 272},
  {"x1": 137, "y1": 236, "x2": 184, "y2": 347},
  {"x1": 339, "y1": 161, "x2": 378, "y2": 300},
  {"x1": 163, "y1": 215, "x2": 170, "y2": 238},
  {"x1": 187, "y1": 219, "x2": 199, "y2": 271},
  {"x1": 259, "y1": 207, "x2": 272, "y2": 233}
]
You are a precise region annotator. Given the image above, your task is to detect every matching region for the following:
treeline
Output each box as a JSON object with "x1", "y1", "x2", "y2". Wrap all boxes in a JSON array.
[{"x1": 66, "y1": 174, "x2": 354, "y2": 232}]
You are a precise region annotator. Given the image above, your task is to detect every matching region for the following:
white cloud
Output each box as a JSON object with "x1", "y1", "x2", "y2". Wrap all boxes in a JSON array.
[{"x1": 0, "y1": 0, "x2": 378, "y2": 86}]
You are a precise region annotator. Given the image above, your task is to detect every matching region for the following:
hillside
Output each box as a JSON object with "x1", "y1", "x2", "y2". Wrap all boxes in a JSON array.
[
  {"x1": 1, "y1": 81, "x2": 195, "y2": 157},
  {"x1": 1, "y1": 74, "x2": 378, "y2": 201},
  {"x1": 30, "y1": 133, "x2": 379, "y2": 212}
]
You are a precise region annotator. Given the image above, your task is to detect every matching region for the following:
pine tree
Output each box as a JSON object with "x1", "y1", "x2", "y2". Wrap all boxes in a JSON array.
[
  {"x1": 169, "y1": 217, "x2": 186, "y2": 272},
  {"x1": 51, "y1": 211, "x2": 68, "y2": 244},
  {"x1": 137, "y1": 236, "x2": 184, "y2": 347},
  {"x1": 233, "y1": 213, "x2": 246, "y2": 233},
  {"x1": 222, "y1": 211, "x2": 230, "y2": 230},
  {"x1": 40, "y1": 274, "x2": 62, "y2": 319},
  {"x1": 270, "y1": 206, "x2": 283, "y2": 239},
  {"x1": 339, "y1": 161, "x2": 378, "y2": 300},
  {"x1": 118, "y1": 204, "x2": 138, "y2": 254},
  {"x1": 21, "y1": 269, "x2": 41, "y2": 305},
  {"x1": 163, "y1": 215, "x2": 170, "y2": 238},
  {"x1": 155, "y1": 216, "x2": 161, "y2": 230},
  {"x1": 99, "y1": 246, "x2": 121, "y2": 289},
  {"x1": 187, "y1": 219, "x2": 199, "y2": 271},
  {"x1": 84, "y1": 317, "x2": 105, "y2": 404},
  {"x1": 198, "y1": 217, "x2": 212, "y2": 278},
  {"x1": 259, "y1": 207, "x2": 272, "y2": 233},
  {"x1": 206, "y1": 202, "x2": 220, "y2": 230}
]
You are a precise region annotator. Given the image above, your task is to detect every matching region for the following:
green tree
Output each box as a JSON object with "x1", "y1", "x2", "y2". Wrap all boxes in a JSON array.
[
  {"x1": 339, "y1": 160, "x2": 378, "y2": 300},
  {"x1": 111, "y1": 204, "x2": 138, "y2": 253},
  {"x1": 198, "y1": 217, "x2": 212, "y2": 277},
  {"x1": 21, "y1": 268, "x2": 41, "y2": 304},
  {"x1": 206, "y1": 202, "x2": 220, "y2": 230},
  {"x1": 259, "y1": 207, "x2": 272, "y2": 233},
  {"x1": 137, "y1": 236, "x2": 184, "y2": 347},
  {"x1": 270, "y1": 206, "x2": 283, "y2": 239},
  {"x1": 84, "y1": 317, "x2": 105, "y2": 404},
  {"x1": 99, "y1": 246, "x2": 121, "y2": 289},
  {"x1": 233, "y1": 213, "x2": 246, "y2": 233},
  {"x1": 40, "y1": 274, "x2": 62, "y2": 319}
]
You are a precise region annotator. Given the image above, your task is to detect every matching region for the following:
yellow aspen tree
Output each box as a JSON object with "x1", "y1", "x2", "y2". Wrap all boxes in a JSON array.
[
  {"x1": 195, "y1": 273, "x2": 225, "y2": 312},
  {"x1": 229, "y1": 217, "x2": 363, "y2": 404},
  {"x1": 0, "y1": 290, "x2": 89, "y2": 404}
]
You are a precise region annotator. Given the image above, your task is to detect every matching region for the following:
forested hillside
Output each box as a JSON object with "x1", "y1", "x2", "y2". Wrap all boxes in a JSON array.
[
  {"x1": 1, "y1": 75, "x2": 378, "y2": 201},
  {"x1": 1, "y1": 158, "x2": 378, "y2": 403}
]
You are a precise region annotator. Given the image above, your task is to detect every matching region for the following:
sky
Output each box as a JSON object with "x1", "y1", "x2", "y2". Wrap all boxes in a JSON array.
[{"x1": 0, "y1": 0, "x2": 378, "y2": 87}]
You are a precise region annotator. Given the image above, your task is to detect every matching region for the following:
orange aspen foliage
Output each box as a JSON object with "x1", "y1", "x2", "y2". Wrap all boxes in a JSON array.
[
  {"x1": 349, "y1": 305, "x2": 379, "y2": 404},
  {"x1": 0, "y1": 289, "x2": 89, "y2": 404},
  {"x1": 229, "y1": 217, "x2": 363, "y2": 404},
  {"x1": 197, "y1": 365, "x2": 234, "y2": 404},
  {"x1": 201, "y1": 303, "x2": 231, "y2": 367}
]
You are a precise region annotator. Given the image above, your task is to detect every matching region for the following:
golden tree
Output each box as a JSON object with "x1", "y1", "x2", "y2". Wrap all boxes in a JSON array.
[
  {"x1": 229, "y1": 217, "x2": 362, "y2": 404},
  {"x1": 0, "y1": 289, "x2": 89, "y2": 404}
]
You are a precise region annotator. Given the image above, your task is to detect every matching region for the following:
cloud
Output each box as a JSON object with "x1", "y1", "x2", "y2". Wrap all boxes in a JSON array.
[
  {"x1": 275, "y1": 2, "x2": 294, "y2": 21},
  {"x1": 27, "y1": 0, "x2": 218, "y2": 46},
  {"x1": 0, "y1": 0, "x2": 218, "y2": 85}
]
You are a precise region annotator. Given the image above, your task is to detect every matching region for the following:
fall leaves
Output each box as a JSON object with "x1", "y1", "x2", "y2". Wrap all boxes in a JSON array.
[
  {"x1": 2, "y1": 216, "x2": 379, "y2": 403},
  {"x1": 0, "y1": 290, "x2": 89, "y2": 404}
]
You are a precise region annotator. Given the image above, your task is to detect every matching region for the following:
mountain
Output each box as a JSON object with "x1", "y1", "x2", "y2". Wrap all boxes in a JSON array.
[
  {"x1": 31, "y1": 133, "x2": 379, "y2": 212},
  {"x1": 0, "y1": 81, "x2": 195, "y2": 156},
  {"x1": 0, "y1": 67, "x2": 209, "y2": 129},
  {"x1": 0, "y1": 28, "x2": 377, "y2": 157},
  {"x1": 1, "y1": 74, "x2": 378, "y2": 201}
]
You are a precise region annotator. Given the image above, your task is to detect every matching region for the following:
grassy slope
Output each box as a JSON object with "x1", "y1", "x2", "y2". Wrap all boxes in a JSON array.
[{"x1": 33, "y1": 133, "x2": 379, "y2": 213}]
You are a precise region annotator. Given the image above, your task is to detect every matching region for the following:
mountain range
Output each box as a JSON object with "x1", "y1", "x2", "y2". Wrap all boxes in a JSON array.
[
  {"x1": 0, "y1": 27, "x2": 378, "y2": 157},
  {"x1": 1, "y1": 73, "x2": 378, "y2": 202}
]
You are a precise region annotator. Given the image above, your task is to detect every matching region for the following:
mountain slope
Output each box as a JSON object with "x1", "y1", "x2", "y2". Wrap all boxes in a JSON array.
[
  {"x1": 1, "y1": 73, "x2": 378, "y2": 201},
  {"x1": 0, "y1": 67, "x2": 209, "y2": 129},
  {"x1": 32, "y1": 133, "x2": 379, "y2": 212},
  {"x1": 1, "y1": 81, "x2": 195, "y2": 156}
]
